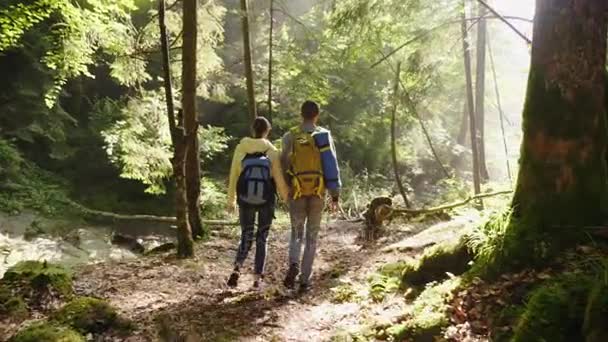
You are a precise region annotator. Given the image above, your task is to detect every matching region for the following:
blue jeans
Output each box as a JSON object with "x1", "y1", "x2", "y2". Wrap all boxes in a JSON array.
[{"x1": 235, "y1": 204, "x2": 274, "y2": 275}]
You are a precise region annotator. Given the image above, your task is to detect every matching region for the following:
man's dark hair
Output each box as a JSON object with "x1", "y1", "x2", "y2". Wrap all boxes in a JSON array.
[
  {"x1": 252, "y1": 116, "x2": 271, "y2": 138},
  {"x1": 301, "y1": 100, "x2": 320, "y2": 120}
]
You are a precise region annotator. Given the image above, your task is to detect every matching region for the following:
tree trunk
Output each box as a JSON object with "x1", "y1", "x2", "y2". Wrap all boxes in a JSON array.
[
  {"x1": 390, "y1": 63, "x2": 411, "y2": 208},
  {"x1": 181, "y1": 0, "x2": 200, "y2": 255},
  {"x1": 457, "y1": 101, "x2": 468, "y2": 146},
  {"x1": 461, "y1": 2, "x2": 482, "y2": 199},
  {"x1": 159, "y1": 0, "x2": 193, "y2": 258},
  {"x1": 174, "y1": 133, "x2": 193, "y2": 257},
  {"x1": 186, "y1": 138, "x2": 204, "y2": 239},
  {"x1": 475, "y1": 4, "x2": 490, "y2": 181},
  {"x1": 487, "y1": 30, "x2": 512, "y2": 184},
  {"x1": 511, "y1": 0, "x2": 608, "y2": 226},
  {"x1": 241, "y1": 0, "x2": 257, "y2": 122},
  {"x1": 267, "y1": 0, "x2": 274, "y2": 124},
  {"x1": 182, "y1": 0, "x2": 204, "y2": 240}
]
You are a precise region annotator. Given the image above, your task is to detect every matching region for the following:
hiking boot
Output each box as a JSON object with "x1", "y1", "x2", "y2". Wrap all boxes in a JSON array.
[
  {"x1": 227, "y1": 271, "x2": 239, "y2": 288},
  {"x1": 298, "y1": 283, "x2": 311, "y2": 294},
  {"x1": 253, "y1": 275, "x2": 264, "y2": 290},
  {"x1": 283, "y1": 264, "x2": 299, "y2": 289}
]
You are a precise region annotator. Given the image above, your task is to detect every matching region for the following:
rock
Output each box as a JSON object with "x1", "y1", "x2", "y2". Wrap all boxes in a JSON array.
[
  {"x1": 145, "y1": 242, "x2": 176, "y2": 255},
  {"x1": 110, "y1": 233, "x2": 144, "y2": 254}
]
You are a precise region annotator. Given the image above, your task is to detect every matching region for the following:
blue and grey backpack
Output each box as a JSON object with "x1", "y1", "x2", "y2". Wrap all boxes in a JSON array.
[{"x1": 236, "y1": 151, "x2": 275, "y2": 207}]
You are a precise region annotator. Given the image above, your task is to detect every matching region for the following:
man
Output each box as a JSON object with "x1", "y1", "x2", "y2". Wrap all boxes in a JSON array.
[{"x1": 281, "y1": 100, "x2": 341, "y2": 292}]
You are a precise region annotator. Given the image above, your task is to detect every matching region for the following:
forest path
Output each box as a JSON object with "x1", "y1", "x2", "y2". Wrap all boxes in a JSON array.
[{"x1": 74, "y1": 211, "x2": 480, "y2": 341}]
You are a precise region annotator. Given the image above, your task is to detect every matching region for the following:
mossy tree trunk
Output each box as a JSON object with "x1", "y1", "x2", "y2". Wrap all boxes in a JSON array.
[{"x1": 512, "y1": 0, "x2": 608, "y2": 227}]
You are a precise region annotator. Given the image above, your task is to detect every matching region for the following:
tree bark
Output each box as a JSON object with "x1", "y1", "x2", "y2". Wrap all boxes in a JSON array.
[
  {"x1": 267, "y1": 0, "x2": 274, "y2": 124},
  {"x1": 461, "y1": 2, "x2": 482, "y2": 199},
  {"x1": 457, "y1": 101, "x2": 468, "y2": 146},
  {"x1": 475, "y1": 4, "x2": 489, "y2": 181},
  {"x1": 174, "y1": 134, "x2": 193, "y2": 257},
  {"x1": 182, "y1": 0, "x2": 204, "y2": 240},
  {"x1": 511, "y1": 0, "x2": 608, "y2": 226},
  {"x1": 160, "y1": 0, "x2": 193, "y2": 258},
  {"x1": 241, "y1": 0, "x2": 257, "y2": 122},
  {"x1": 180, "y1": 0, "x2": 200, "y2": 256},
  {"x1": 390, "y1": 62, "x2": 411, "y2": 208}
]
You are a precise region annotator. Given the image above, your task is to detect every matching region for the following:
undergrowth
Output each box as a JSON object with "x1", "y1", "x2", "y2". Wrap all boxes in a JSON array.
[{"x1": 0, "y1": 139, "x2": 75, "y2": 216}]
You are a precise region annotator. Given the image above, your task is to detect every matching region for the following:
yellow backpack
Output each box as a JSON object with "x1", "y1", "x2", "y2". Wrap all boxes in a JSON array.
[{"x1": 288, "y1": 126, "x2": 324, "y2": 199}]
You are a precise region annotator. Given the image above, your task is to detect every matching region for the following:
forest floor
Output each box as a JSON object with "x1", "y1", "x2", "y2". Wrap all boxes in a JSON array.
[{"x1": 69, "y1": 209, "x2": 482, "y2": 342}]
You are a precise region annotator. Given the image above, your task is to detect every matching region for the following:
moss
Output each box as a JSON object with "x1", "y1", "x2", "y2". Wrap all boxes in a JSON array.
[
  {"x1": 401, "y1": 239, "x2": 472, "y2": 287},
  {"x1": 3, "y1": 261, "x2": 73, "y2": 297},
  {"x1": 393, "y1": 278, "x2": 461, "y2": 341},
  {"x1": 52, "y1": 296, "x2": 133, "y2": 335},
  {"x1": 9, "y1": 323, "x2": 84, "y2": 342},
  {"x1": 512, "y1": 275, "x2": 591, "y2": 342},
  {"x1": 583, "y1": 282, "x2": 608, "y2": 342},
  {"x1": 0, "y1": 285, "x2": 28, "y2": 319}
]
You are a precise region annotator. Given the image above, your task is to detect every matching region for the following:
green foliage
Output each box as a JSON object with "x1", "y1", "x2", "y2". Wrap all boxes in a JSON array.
[
  {"x1": 331, "y1": 282, "x2": 362, "y2": 303},
  {"x1": 0, "y1": 153, "x2": 74, "y2": 216},
  {"x1": 200, "y1": 177, "x2": 228, "y2": 218},
  {"x1": 339, "y1": 163, "x2": 392, "y2": 212},
  {"x1": 368, "y1": 274, "x2": 401, "y2": 302},
  {"x1": 0, "y1": 139, "x2": 23, "y2": 180},
  {"x1": 52, "y1": 296, "x2": 133, "y2": 334},
  {"x1": 3, "y1": 260, "x2": 73, "y2": 297},
  {"x1": 9, "y1": 322, "x2": 84, "y2": 342},
  {"x1": 583, "y1": 282, "x2": 608, "y2": 342},
  {"x1": 103, "y1": 91, "x2": 173, "y2": 194},
  {"x1": 0, "y1": 0, "x2": 59, "y2": 52},
  {"x1": 102, "y1": 90, "x2": 230, "y2": 195},
  {"x1": 466, "y1": 209, "x2": 513, "y2": 275},
  {"x1": 466, "y1": 208, "x2": 587, "y2": 278}
]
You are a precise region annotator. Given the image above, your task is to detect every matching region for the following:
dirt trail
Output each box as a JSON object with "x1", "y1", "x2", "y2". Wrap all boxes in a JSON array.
[{"x1": 74, "y1": 210, "x2": 480, "y2": 341}]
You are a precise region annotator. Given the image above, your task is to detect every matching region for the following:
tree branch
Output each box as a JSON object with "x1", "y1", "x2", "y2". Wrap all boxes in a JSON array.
[
  {"x1": 393, "y1": 190, "x2": 513, "y2": 215},
  {"x1": 476, "y1": 0, "x2": 532, "y2": 44}
]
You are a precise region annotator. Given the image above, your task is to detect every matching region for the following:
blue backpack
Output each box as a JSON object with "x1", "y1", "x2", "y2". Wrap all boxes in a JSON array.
[{"x1": 237, "y1": 152, "x2": 275, "y2": 207}]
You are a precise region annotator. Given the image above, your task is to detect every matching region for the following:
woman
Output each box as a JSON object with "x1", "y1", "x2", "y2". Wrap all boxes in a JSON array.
[{"x1": 227, "y1": 116, "x2": 289, "y2": 288}]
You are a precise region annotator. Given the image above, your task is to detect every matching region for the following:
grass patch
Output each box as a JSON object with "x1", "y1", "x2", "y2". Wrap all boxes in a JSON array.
[{"x1": 9, "y1": 322, "x2": 84, "y2": 342}]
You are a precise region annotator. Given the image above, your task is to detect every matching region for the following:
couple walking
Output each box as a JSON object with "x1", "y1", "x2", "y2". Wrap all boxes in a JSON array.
[{"x1": 226, "y1": 100, "x2": 341, "y2": 292}]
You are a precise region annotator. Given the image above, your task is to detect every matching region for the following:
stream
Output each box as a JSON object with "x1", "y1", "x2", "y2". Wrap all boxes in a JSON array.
[{"x1": 0, "y1": 211, "x2": 175, "y2": 277}]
